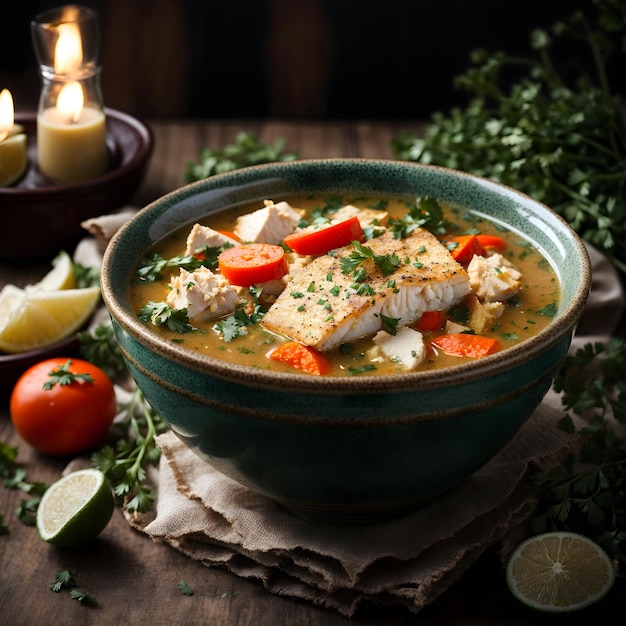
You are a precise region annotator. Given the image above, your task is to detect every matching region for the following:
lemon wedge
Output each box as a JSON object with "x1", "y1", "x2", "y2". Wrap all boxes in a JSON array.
[
  {"x1": 30, "y1": 250, "x2": 76, "y2": 291},
  {"x1": 0, "y1": 285, "x2": 100, "y2": 353},
  {"x1": 0, "y1": 125, "x2": 28, "y2": 187}
]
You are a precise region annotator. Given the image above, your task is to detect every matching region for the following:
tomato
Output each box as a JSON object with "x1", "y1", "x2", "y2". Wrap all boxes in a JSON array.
[
  {"x1": 283, "y1": 216, "x2": 364, "y2": 256},
  {"x1": 10, "y1": 358, "x2": 117, "y2": 456},
  {"x1": 218, "y1": 243, "x2": 289, "y2": 287}
]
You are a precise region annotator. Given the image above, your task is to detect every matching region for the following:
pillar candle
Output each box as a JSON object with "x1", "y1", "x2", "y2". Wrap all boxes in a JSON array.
[{"x1": 37, "y1": 106, "x2": 108, "y2": 184}]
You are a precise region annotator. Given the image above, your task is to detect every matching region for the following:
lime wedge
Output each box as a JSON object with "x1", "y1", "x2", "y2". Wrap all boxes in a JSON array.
[{"x1": 37, "y1": 468, "x2": 114, "y2": 547}]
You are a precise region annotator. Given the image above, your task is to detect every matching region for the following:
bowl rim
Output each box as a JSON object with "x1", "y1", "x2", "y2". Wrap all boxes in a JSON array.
[
  {"x1": 101, "y1": 158, "x2": 592, "y2": 393},
  {"x1": 0, "y1": 108, "x2": 153, "y2": 197}
]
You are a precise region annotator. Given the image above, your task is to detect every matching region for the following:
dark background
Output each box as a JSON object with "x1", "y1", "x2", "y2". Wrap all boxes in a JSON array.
[{"x1": 0, "y1": 0, "x2": 603, "y2": 121}]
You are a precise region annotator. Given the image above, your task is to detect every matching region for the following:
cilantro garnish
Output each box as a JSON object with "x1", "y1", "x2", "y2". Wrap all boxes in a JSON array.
[
  {"x1": 380, "y1": 314, "x2": 400, "y2": 335},
  {"x1": 339, "y1": 241, "x2": 400, "y2": 277},
  {"x1": 43, "y1": 359, "x2": 95, "y2": 390},
  {"x1": 213, "y1": 285, "x2": 268, "y2": 342},
  {"x1": 388, "y1": 196, "x2": 450, "y2": 239},
  {"x1": 138, "y1": 301, "x2": 195, "y2": 333}
]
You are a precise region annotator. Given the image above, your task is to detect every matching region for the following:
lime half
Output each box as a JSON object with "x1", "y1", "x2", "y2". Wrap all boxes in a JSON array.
[
  {"x1": 36, "y1": 468, "x2": 114, "y2": 547},
  {"x1": 506, "y1": 531, "x2": 615, "y2": 613}
]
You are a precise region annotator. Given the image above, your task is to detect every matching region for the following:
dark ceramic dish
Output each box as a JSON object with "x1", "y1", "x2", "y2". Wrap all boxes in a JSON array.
[
  {"x1": 0, "y1": 109, "x2": 152, "y2": 262},
  {"x1": 101, "y1": 159, "x2": 591, "y2": 524}
]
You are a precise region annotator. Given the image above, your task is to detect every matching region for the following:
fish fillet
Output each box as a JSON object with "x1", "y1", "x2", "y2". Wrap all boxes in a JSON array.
[{"x1": 261, "y1": 229, "x2": 471, "y2": 351}]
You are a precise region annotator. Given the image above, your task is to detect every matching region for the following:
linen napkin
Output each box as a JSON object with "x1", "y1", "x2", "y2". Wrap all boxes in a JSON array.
[{"x1": 78, "y1": 220, "x2": 625, "y2": 617}]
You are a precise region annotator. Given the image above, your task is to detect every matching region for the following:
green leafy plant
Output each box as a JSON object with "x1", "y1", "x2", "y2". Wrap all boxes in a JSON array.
[
  {"x1": 530, "y1": 338, "x2": 626, "y2": 565},
  {"x1": 185, "y1": 131, "x2": 297, "y2": 183},
  {"x1": 92, "y1": 386, "x2": 168, "y2": 514},
  {"x1": 392, "y1": 0, "x2": 626, "y2": 272}
]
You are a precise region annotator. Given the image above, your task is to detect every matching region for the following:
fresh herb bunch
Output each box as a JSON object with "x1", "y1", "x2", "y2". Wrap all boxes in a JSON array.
[
  {"x1": 530, "y1": 338, "x2": 626, "y2": 564},
  {"x1": 79, "y1": 323, "x2": 168, "y2": 514},
  {"x1": 92, "y1": 386, "x2": 168, "y2": 514},
  {"x1": 392, "y1": 0, "x2": 626, "y2": 272},
  {"x1": 185, "y1": 131, "x2": 297, "y2": 183}
]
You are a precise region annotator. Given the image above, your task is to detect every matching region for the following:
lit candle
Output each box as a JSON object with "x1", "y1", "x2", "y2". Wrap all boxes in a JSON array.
[
  {"x1": 36, "y1": 15, "x2": 107, "y2": 184},
  {"x1": 0, "y1": 88, "x2": 28, "y2": 187}
]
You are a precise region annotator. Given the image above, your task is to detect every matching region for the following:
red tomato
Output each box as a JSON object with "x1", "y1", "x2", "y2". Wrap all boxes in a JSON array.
[
  {"x1": 283, "y1": 216, "x2": 364, "y2": 256},
  {"x1": 218, "y1": 243, "x2": 289, "y2": 287},
  {"x1": 10, "y1": 358, "x2": 117, "y2": 456}
]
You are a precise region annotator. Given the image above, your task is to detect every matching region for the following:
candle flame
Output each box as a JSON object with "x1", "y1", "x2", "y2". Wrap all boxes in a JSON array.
[
  {"x1": 54, "y1": 22, "x2": 83, "y2": 74},
  {"x1": 57, "y1": 82, "x2": 84, "y2": 123},
  {"x1": 0, "y1": 89, "x2": 14, "y2": 142}
]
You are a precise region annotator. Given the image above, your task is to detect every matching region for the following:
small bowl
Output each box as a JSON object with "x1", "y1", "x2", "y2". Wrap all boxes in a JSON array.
[
  {"x1": 101, "y1": 159, "x2": 591, "y2": 524},
  {"x1": 0, "y1": 109, "x2": 153, "y2": 262}
]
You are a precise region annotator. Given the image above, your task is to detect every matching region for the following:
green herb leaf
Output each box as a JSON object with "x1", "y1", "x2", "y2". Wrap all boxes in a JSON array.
[
  {"x1": 43, "y1": 359, "x2": 95, "y2": 390},
  {"x1": 92, "y1": 387, "x2": 168, "y2": 514},
  {"x1": 185, "y1": 132, "x2": 297, "y2": 183},
  {"x1": 138, "y1": 302, "x2": 194, "y2": 333}
]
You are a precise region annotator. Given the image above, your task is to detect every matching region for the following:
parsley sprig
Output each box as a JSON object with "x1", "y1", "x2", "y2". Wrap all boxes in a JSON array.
[
  {"x1": 339, "y1": 241, "x2": 400, "y2": 277},
  {"x1": 42, "y1": 359, "x2": 95, "y2": 390},
  {"x1": 0, "y1": 441, "x2": 48, "y2": 529},
  {"x1": 138, "y1": 302, "x2": 195, "y2": 333},
  {"x1": 388, "y1": 196, "x2": 450, "y2": 239},
  {"x1": 530, "y1": 338, "x2": 626, "y2": 563},
  {"x1": 392, "y1": 0, "x2": 626, "y2": 272},
  {"x1": 92, "y1": 386, "x2": 168, "y2": 514},
  {"x1": 50, "y1": 570, "x2": 99, "y2": 608},
  {"x1": 213, "y1": 285, "x2": 268, "y2": 342},
  {"x1": 185, "y1": 131, "x2": 297, "y2": 183}
]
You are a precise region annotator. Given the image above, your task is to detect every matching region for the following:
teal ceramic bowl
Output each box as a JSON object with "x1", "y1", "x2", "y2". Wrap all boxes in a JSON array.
[{"x1": 101, "y1": 159, "x2": 591, "y2": 524}]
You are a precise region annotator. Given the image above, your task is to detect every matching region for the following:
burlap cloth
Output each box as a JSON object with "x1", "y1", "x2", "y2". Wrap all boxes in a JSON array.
[{"x1": 79, "y1": 216, "x2": 625, "y2": 617}]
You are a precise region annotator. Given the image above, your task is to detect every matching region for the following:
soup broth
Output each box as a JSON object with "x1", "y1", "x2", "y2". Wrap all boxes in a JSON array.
[{"x1": 129, "y1": 194, "x2": 560, "y2": 377}]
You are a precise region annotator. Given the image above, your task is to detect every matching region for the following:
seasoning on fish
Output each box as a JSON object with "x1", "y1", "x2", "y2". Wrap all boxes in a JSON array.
[{"x1": 261, "y1": 228, "x2": 471, "y2": 351}]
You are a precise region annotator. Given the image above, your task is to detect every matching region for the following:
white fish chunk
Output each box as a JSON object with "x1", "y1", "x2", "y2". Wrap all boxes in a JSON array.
[
  {"x1": 467, "y1": 253, "x2": 522, "y2": 302},
  {"x1": 166, "y1": 267, "x2": 240, "y2": 322},
  {"x1": 261, "y1": 229, "x2": 471, "y2": 351},
  {"x1": 372, "y1": 326, "x2": 427, "y2": 370},
  {"x1": 332, "y1": 204, "x2": 389, "y2": 228},
  {"x1": 234, "y1": 200, "x2": 300, "y2": 244},
  {"x1": 185, "y1": 223, "x2": 237, "y2": 255}
]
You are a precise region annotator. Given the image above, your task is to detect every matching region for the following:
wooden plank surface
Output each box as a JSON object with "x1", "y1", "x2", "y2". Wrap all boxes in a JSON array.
[{"x1": 1, "y1": 119, "x2": 622, "y2": 625}]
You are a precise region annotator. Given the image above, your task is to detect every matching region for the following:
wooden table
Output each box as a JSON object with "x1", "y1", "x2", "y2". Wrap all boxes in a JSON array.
[{"x1": 1, "y1": 119, "x2": 623, "y2": 625}]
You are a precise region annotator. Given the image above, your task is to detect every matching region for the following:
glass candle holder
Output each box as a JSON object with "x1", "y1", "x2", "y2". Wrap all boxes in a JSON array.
[{"x1": 31, "y1": 5, "x2": 108, "y2": 184}]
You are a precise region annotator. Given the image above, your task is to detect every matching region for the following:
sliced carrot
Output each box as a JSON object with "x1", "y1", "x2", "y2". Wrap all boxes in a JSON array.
[
  {"x1": 415, "y1": 310, "x2": 446, "y2": 332},
  {"x1": 476, "y1": 234, "x2": 506, "y2": 250},
  {"x1": 218, "y1": 243, "x2": 288, "y2": 287},
  {"x1": 447, "y1": 235, "x2": 487, "y2": 265},
  {"x1": 268, "y1": 341, "x2": 331, "y2": 375},
  {"x1": 431, "y1": 333, "x2": 500, "y2": 358}
]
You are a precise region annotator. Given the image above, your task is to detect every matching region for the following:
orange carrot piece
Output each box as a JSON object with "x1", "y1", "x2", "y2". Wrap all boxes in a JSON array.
[
  {"x1": 431, "y1": 333, "x2": 500, "y2": 358},
  {"x1": 415, "y1": 310, "x2": 446, "y2": 332},
  {"x1": 448, "y1": 235, "x2": 487, "y2": 265},
  {"x1": 269, "y1": 341, "x2": 331, "y2": 375}
]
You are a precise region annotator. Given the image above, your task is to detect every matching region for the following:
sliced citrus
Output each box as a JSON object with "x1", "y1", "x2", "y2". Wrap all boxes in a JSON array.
[
  {"x1": 0, "y1": 131, "x2": 28, "y2": 187},
  {"x1": 36, "y1": 468, "x2": 114, "y2": 547},
  {"x1": 506, "y1": 531, "x2": 615, "y2": 613},
  {"x1": 0, "y1": 285, "x2": 100, "y2": 353},
  {"x1": 30, "y1": 250, "x2": 76, "y2": 291},
  {"x1": 0, "y1": 283, "x2": 25, "y2": 316}
]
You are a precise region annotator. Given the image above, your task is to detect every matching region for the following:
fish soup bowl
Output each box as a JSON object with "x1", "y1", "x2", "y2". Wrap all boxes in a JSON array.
[{"x1": 101, "y1": 159, "x2": 591, "y2": 524}]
